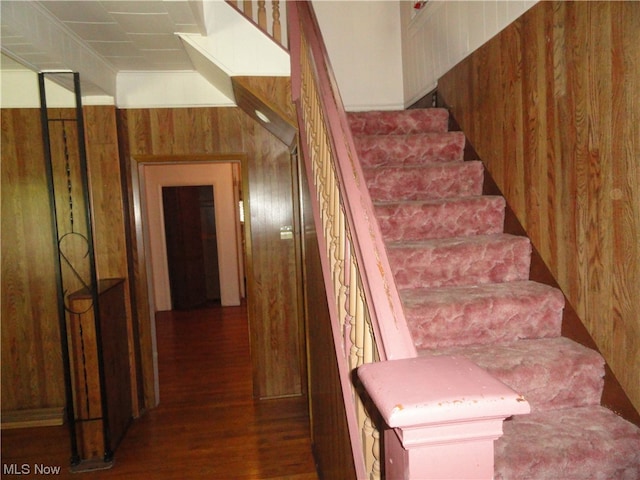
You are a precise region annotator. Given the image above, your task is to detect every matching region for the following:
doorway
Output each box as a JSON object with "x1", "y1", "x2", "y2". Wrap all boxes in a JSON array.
[
  {"x1": 141, "y1": 162, "x2": 243, "y2": 311},
  {"x1": 162, "y1": 185, "x2": 221, "y2": 309}
]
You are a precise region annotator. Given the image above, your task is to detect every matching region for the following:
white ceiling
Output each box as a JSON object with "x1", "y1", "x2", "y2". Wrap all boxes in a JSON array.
[{"x1": 1, "y1": 0, "x2": 207, "y2": 96}]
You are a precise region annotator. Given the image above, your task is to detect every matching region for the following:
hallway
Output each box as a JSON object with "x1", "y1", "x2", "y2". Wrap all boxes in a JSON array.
[{"x1": 1, "y1": 303, "x2": 319, "y2": 479}]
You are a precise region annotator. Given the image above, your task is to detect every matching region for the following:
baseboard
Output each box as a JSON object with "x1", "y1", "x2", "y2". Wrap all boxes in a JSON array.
[{"x1": 1, "y1": 407, "x2": 65, "y2": 430}]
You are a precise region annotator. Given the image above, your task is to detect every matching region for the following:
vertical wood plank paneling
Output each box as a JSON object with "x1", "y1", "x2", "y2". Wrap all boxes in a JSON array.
[
  {"x1": 611, "y1": 1, "x2": 640, "y2": 407},
  {"x1": 1, "y1": 109, "x2": 65, "y2": 411},
  {"x1": 121, "y1": 93, "x2": 303, "y2": 399},
  {"x1": 500, "y1": 22, "x2": 526, "y2": 219},
  {"x1": 542, "y1": 5, "x2": 559, "y2": 272},
  {"x1": 438, "y1": 1, "x2": 640, "y2": 413},
  {"x1": 585, "y1": 3, "x2": 612, "y2": 360},
  {"x1": 116, "y1": 109, "x2": 154, "y2": 409},
  {"x1": 521, "y1": 6, "x2": 545, "y2": 248},
  {"x1": 84, "y1": 107, "x2": 128, "y2": 278},
  {"x1": 83, "y1": 105, "x2": 139, "y2": 415},
  {"x1": 1, "y1": 105, "x2": 135, "y2": 419}
]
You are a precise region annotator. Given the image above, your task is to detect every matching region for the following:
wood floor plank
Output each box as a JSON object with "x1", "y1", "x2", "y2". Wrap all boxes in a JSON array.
[{"x1": 1, "y1": 303, "x2": 318, "y2": 479}]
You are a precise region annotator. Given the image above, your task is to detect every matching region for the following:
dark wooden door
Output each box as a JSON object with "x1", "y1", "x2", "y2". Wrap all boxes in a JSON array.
[{"x1": 162, "y1": 186, "x2": 208, "y2": 310}]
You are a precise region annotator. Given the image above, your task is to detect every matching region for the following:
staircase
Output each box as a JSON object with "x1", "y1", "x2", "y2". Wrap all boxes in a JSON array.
[{"x1": 348, "y1": 108, "x2": 640, "y2": 479}]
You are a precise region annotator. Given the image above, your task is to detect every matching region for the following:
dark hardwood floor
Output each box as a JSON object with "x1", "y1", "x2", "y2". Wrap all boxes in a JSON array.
[{"x1": 1, "y1": 303, "x2": 319, "y2": 479}]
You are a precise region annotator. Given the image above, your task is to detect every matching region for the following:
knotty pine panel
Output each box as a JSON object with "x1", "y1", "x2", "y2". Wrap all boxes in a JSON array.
[
  {"x1": 1, "y1": 108, "x2": 65, "y2": 411},
  {"x1": 438, "y1": 1, "x2": 640, "y2": 413},
  {"x1": 121, "y1": 104, "x2": 304, "y2": 400}
]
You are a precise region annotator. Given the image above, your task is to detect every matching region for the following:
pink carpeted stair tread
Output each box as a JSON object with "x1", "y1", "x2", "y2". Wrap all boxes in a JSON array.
[
  {"x1": 364, "y1": 161, "x2": 484, "y2": 202},
  {"x1": 348, "y1": 108, "x2": 449, "y2": 135},
  {"x1": 374, "y1": 196, "x2": 505, "y2": 242},
  {"x1": 353, "y1": 132, "x2": 465, "y2": 168},
  {"x1": 401, "y1": 281, "x2": 564, "y2": 349},
  {"x1": 423, "y1": 337, "x2": 605, "y2": 412},
  {"x1": 386, "y1": 234, "x2": 532, "y2": 289},
  {"x1": 494, "y1": 405, "x2": 640, "y2": 479}
]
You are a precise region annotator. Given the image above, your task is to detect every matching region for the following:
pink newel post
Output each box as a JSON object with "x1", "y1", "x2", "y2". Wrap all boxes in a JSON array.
[{"x1": 358, "y1": 355, "x2": 531, "y2": 479}]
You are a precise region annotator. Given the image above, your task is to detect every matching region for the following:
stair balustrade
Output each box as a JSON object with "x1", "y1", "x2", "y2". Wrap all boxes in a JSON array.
[
  {"x1": 288, "y1": 2, "x2": 533, "y2": 479},
  {"x1": 227, "y1": 0, "x2": 286, "y2": 48}
]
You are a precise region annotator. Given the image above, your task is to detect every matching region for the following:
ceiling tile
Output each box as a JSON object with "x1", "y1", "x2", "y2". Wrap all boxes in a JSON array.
[
  {"x1": 173, "y1": 24, "x2": 201, "y2": 34},
  {"x1": 102, "y1": 1, "x2": 167, "y2": 15},
  {"x1": 88, "y1": 40, "x2": 138, "y2": 57},
  {"x1": 63, "y1": 21, "x2": 128, "y2": 42},
  {"x1": 127, "y1": 33, "x2": 183, "y2": 50},
  {"x1": 39, "y1": 1, "x2": 112, "y2": 23},
  {"x1": 109, "y1": 12, "x2": 175, "y2": 34},
  {"x1": 140, "y1": 49, "x2": 193, "y2": 68},
  {"x1": 105, "y1": 56, "x2": 154, "y2": 70},
  {"x1": 163, "y1": 2, "x2": 200, "y2": 25}
]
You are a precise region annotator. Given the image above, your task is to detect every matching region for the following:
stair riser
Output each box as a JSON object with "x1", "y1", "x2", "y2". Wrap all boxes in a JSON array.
[
  {"x1": 375, "y1": 196, "x2": 505, "y2": 242},
  {"x1": 364, "y1": 161, "x2": 484, "y2": 202},
  {"x1": 348, "y1": 109, "x2": 449, "y2": 135},
  {"x1": 426, "y1": 338, "x2": 605, "y2": 412},
  {"x1": 388, "y1": 236, "x2": 532, "y2": 289},
  {"x1": 404, "y1": 287, "x2": 564, "y2": 349},
  {"x1": 354, "y1": 132, "x2": 465, "y2": 168},
  {"x1": 495, "y1": 406, "x2": 640, "y2": 480}
]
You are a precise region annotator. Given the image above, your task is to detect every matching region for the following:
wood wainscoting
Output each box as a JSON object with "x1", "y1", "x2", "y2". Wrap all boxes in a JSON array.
[
  {"x1": 1, "y1": 106, "x2": 136, "y2": 422},
  {"x1": 297, "y1": 145, "x2": 358, "y2": 479},
  {"x1": 437, "y1": 1, "x2": 640, "y2": 415},
  {"x1": 1, "y1": 108, "x2": 65, "y2": 415}
]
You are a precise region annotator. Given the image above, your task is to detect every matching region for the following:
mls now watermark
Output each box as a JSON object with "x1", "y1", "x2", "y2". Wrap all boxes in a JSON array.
[{"x1": 3, "y1": 463, "x2": 62, "y2": 475}]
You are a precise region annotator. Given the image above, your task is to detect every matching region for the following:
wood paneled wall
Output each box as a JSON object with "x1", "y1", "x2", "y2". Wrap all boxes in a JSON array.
[
  {"x1": 1, "y1": 109, "x2": 65, "y2": 412},
  {"x1": 84, "y1": 106, "x2": 140, "y2": 415},
  {"x1": 3, "y1": 96, "x2": 306, "y2": 415},
  {"x1": 119, "y1": 104, "x2": 305, "y2": 401},
  {"x1": 438, "y1": 1, "x2": 640, "y2": 413},
  {"x1": 298, "y1": 149, "x2": 356, "y2": 479},
  {"x1": 1, "y1": 106, "x2": 134, "y2": 418}
]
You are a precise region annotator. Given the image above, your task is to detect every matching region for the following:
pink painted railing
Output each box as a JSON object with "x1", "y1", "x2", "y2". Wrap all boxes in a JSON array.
[
  {"x1": 288, "y1": 2, "x2": 530, "y2": 479},
  {"x1": 226, "y1": 0, "x2": 286, "y2": 48},
  {"x1": 288, "y1": 2, "x2": 416, "y2": 477}
]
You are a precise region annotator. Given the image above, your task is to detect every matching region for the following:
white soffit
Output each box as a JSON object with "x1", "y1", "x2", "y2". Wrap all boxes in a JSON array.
[
  {"x1": 116, "y1": 70, "x2": 235, "y2": 108},
  {"x1": 199, "y1": 1, "x2": 290, "y2": 76},
  {"x1": 0, "y1": 53, "x2": 114, "y2": 108},
  {"x1": 179, "y1": 34, "x2": 236, "y2": 102}
]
